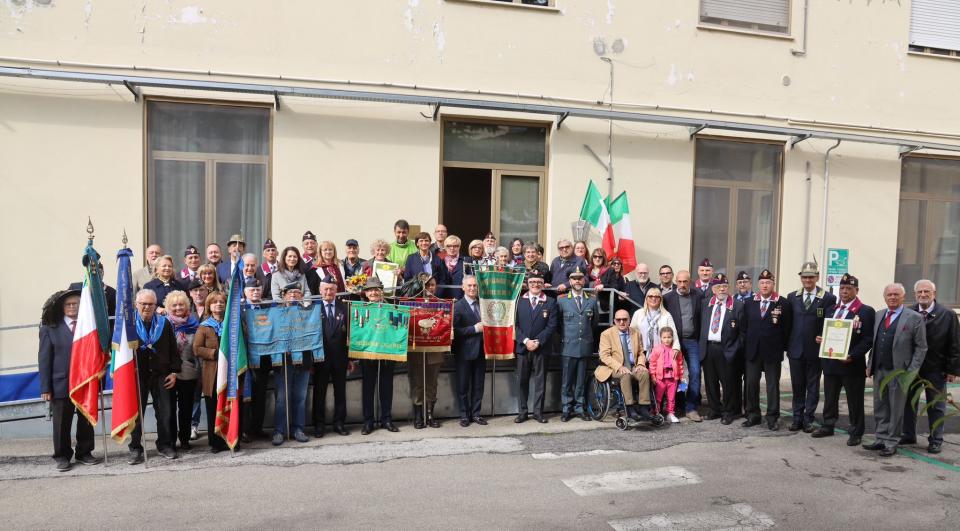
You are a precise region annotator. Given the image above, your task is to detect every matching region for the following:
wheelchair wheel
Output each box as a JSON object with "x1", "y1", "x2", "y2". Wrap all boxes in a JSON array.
[
  {"x1": 587, "y1": 378, "x2": 610, "y2": 421},
  {"x1": 615, "y1": 416, "x2": 627, "y2": 430},
  {"x1": 650, "y1": 414, "x2": 665, "y2": 427}
]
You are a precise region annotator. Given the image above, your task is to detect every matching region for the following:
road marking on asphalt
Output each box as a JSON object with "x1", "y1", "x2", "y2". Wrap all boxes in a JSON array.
[
  {"x1": 562, "y1": 466, "x2": 701, "y2": 496},
  {"x1": 608, "y1": 503, "x2": 775, "y2": 530},
  {"x1": 532, "y1": 449, "x2": 625, "y2": 460}
]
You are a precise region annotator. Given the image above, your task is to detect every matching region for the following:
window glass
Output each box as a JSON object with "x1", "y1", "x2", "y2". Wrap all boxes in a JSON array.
[
  {"x1": 443, "y1": 121, "x2": 546, "y2": 166},
  {"x1": 499, "y1": 175, "x2": 540, "y2": 244}
]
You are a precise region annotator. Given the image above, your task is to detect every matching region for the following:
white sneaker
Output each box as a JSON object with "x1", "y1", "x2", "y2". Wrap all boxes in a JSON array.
[
  {"x1": 189, "y1": 426, "x2": 199, "y2": 441},
  {"x1": 667, "y1": 414, "x2": 680, "y2": 423}
]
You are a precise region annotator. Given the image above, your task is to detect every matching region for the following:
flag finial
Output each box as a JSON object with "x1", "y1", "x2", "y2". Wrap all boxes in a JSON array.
[
  {"x1": 86, "y1": 217, "x2": 95, "y2": 243},
  {"x1": 122, "y1": 228, "x2": 128, "y2": 247}
]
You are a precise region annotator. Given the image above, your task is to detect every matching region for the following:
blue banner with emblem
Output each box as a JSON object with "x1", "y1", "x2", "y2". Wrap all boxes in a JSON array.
[{"x1": 243, "y1": 303, "x2": 324, "y2": 365}]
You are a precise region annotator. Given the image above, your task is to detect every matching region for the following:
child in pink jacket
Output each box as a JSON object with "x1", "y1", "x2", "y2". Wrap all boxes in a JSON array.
[{"x1": 648, "y1": 327, "x2": 684, "y2": 423}]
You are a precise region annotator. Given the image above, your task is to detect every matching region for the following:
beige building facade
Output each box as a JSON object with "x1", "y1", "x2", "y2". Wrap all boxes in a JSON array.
[{"x1": 2, "y1": 0, "x2": 960, "y2": 397}]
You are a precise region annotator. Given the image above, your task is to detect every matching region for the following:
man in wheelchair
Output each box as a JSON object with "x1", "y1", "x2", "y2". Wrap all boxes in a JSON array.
[{"x1": 596, "y1": 309, "x2": 654, "y2": 421}]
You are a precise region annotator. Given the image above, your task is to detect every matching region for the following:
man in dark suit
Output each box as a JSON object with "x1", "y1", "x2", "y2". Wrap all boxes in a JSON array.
[
  {"x1": 742, "y1": 269, "x2": 792, "y2": 431},
  {"x1": 313, "y1": 276, "x2": 351, "y2": 437},
  {"x1": 786, "y1": 260, "x2": 836, "y2": 432},
  {"x1": 624, "y1": 263, "x2": 656, "y2": 309},
  {"x1": 38, "y1": 287, "x2": 100, "y2": 472},
  {"x1": 663, "y1": 270, "x2": 704, "y2": 421},
  {"x1": 453, "y1": 275, "x2": 487, "y2": 427},
  {"x1": 241, "y1": 253, "x2": 269, "y2": 297},
  {"x1": 693, "y1": 259, "x2": 714, "y2": 294},
  {"x1": 217, "y1": 234, "x2": 245, "y2": 282},
  {"x1": 864, "y1": 283, "x2": 927, "y2": 457},
  {"x1": 698, "y1": 273, "x2": 745, "y2": 424},
  {"x1": 812, "y1": 274, "x2": 875, "y2": 446},
  {"x1": 901, "y1": 279, "x2": 960, "y2": 454},
  {"x1": 514, "y1": 273, "x2": 557, "y2": 423}
]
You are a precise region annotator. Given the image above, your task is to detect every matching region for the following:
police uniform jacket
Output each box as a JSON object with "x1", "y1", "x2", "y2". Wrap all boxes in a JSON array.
[
  {"x1": 515, "y1": 295, "x2": 558, "y2": 356},
  {"x1": 698, "y1": 295, "x2": 745, "y2": 362},
  {"x1": 787, "y1": 287, "x2": 837, "y2": 361},
  {"x1": 744, "y1": 294, "x2": 792, "y2": 364},
  {"x1": 821, "y1": 299, "x2": 875, "y2": 377},
  {"x1": 557, "y1": 291, "x2": 599, "y2": 358}
]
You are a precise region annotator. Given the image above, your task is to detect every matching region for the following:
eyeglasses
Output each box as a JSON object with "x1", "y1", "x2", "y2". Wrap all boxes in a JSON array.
[
  {"x1": 659, "y1": 271, "x2": 672, "y2": 276},
  {"x1": 592, "y1": 256, "x2": 604, "y2": 260},
  {"x1": 614, "y1": 318, "x2": 629, "y2": 323},
  {"x1": 558, "y1": 245, "x2": 572, "y2": 250},
  {"x1": 137, "y1": 302, "x2": 156, "y2": 307}
]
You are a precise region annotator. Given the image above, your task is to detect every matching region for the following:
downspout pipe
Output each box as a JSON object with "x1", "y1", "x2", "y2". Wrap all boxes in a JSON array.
[
  {"x1": 802, "y1": 161, "x2": 812, "y2": 260},
  {"x1": 820, "y1": 140, "x2": 841, "y2": 288},
  {"x1": 791, "y1": 0, "x2": 809, "y2": 56}
]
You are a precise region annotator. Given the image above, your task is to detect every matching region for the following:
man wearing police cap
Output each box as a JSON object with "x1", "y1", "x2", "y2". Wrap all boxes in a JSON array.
[
  {"x1": 698, "y1": 273, "x2": 745, "y2": 424},
  {"x1": 514, "y1": 271, "x2": 558, "y2": 423},
  {"x1": 742, "y1": 269, "x2": 792, "y2": 430},
  {"x1": 811, "y1": 274, "x2": 874, "y2": 445},
  {"x1": 557, "y1": 266, "x2": 599, "y2": 421},
  {"x1": 786, "y1": 259, "x2": 836, "y2": 432},
  {"x1": 180, "y1": 245, "x2": 201, "y2": 282}
]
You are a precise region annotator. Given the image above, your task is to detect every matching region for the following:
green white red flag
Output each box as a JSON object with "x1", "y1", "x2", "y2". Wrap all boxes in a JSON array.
[
  {"x1": 68, "y1": 241, "x2": 110, "y2": 427},
  {"x1": 608, "y1": 192, "x2": 637, "y2": 274},
  {"x1": 215, "y1": 264, "x2": 249, "y2": 450},
  {"x1": 579, "y1": 181, "x2": 615, "y2": 259},
  {"x1": 110, "y1": 247, "x2": 140, "y2": 443}
]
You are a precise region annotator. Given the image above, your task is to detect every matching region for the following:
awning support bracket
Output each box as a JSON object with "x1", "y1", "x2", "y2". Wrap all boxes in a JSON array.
[
  {"x1": 688, "y1": 124, "x2": 707, "y2": 139},
  {"x1": 790, "y1": 134, "x2": 812, "y2": 147},
  {"x1": 122, "y1": 81, "x2": 140, "y2": 103}
]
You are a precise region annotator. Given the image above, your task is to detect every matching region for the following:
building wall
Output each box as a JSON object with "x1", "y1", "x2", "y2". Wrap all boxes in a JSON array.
[{"x1": 2, "y1": 0, "x2": 957, "y2": 389}]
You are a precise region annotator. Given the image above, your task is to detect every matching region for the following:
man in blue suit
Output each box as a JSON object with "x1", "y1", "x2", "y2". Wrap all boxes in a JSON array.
[
  {"x1": 514, "y1": 273, "x2": 557, "y2": 423},
  {"x1": 453, "y1": 275, "x2": 487, "y2": 427},
  {"x1": 217, "y1": 233, "x2": 245, "y2": 283},
  {"x1": 786, "y1": 260, "x2": 836, "y2": 432}
]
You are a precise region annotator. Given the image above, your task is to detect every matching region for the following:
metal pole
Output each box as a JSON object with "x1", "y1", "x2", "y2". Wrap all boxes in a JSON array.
[
  {"x1": 821, "y1": 140, "x2": 841, "y2": 287},
  {"x1": 491, "y1": 358, "x2": 496, "y2": 417},
  {"x1": 375, "y1": 360, "x2": 381, "y2": 425},
  {"x1": 98, "y1": 389, "x2": 109, "y2": 466},
  {"x1": 283, "y1": 353, "x2": 290, "y2": 441},
  {"x1": 131, "y1": 349, "x2": 149, "y2": 468},
  {"x1": 601, "y1": 56, "x2": 614, "y2": 199},
  {"x1": 422, "y1": 352, "x2": 427, "y2": 422}
]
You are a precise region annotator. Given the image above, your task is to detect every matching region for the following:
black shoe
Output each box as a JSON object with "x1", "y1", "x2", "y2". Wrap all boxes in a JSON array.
[
  {"x1": 862, "y1": 441, "x2": 885, "y2": 451},
  {"x1": 721, "y1": 416, "x2": 733, "y2": 425},
  {"x1": 472, "y1": 416, "x2": 488, "y2": 426},
  {"x1": 741, "y1": 418, "x2": 761, "y2": 428},
  {"x1": 898, "y1": 436, "x2": 917, "y2": 445},
  {"x1": 294, "y1": 431, "x2": 310, "y2": 443},
  {"x1": 361, "y1": 422, "x2": 375, "y2": 435},
  {"x1": 626, "y1": 406, "x2": 642, "y2": 421},
  {"x1": 414, "y1": 406, "x2": 426, "y2": 429},
  {"x1": 928, "y1": 442, "x2": 942, "y2": 454},
  {"x1": 802, "y1": 423, "x2": 815, "y2": 434},
  {"x1": 459, "y1": 417, "x2": 470, "y2": 427},
  {"x1": 811, "y1": 428, "x2": 834, "y2": 438},
  {"x1": 382, "y1": 421, "x2": 400, "y2": 432},
  {"x1": 636, "y1": 406, "x2": 654, "y2": 421},
  {"x1": 333, "y1": 423, "x2": 350, "y2": 436},
  {"x1": 209, "y1": 446, "x2": 225, "y2": 454},
  {"x1": 879, "y1": 446, "x2": 897, "y2": 457},
  {"x1": 55, "y1": 459, "x2": 72, "y2": 472},
  {"x1": 159, "y1": 447, "x2": 178, "y2": 460},
  {"x1": 128, "y1": 451, "x2": 144, "y2": 465},
  {"x1": 560, "y1": 412, "x2": 571, "y2": 422},
  {"x1": 240, "y1": 433, "x2": 252, "y2": 444},
  {"x1": 515, "y1": 413, "x2": 528, "y2": 423},
  {"x1": 580, "y1": 413, "x2": 592, "y2": 422},
  {"x1": 705, "y1": 413, "x2": 723, "y2": 421},
  {"x1": 789, "y1": 421, "x2": 803, "y2": 432},
  {"x1": 75, "y1": 453, "x2": 102, "y2": 465},
  {"x1": 767, "y1": 419, "x2": 779, "y2": 431},
  {"x1": 272, "y1": 432, "x2": 285, "y2": 446},
  {"x1": 314, "y1": 427, "x2": 325, "y2": 438},
  {"x1": 846, "y1": 436, "x2": 862, "y2": 447},
  {"x1": 426, "y1": 405, "x2": 441, "y2": 428},
  {"x1": 533, "y1": 414, "x2": 548, "y2": 424},
  {"x1": 179, "y1": 441, "x2": 193, "y2": 451}
]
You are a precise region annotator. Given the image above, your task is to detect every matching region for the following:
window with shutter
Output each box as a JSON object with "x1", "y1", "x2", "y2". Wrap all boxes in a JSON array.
[
  {"x1": 699, "y1": 0, "x2": 790, "y2": 35},
  {"x1": 910, "y1": 0, "x2": 960, "y2": 56}
]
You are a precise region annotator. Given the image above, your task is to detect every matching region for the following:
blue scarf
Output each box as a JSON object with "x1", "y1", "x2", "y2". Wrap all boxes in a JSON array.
[
  {"x1": 200, "y1": 315, "x2": 223, "y2": 336},
  {"x1": 174, "y1": 315, "x2": 200, "y2": 336},
  {"x1": 135, "y1": 312, "x2": 168, "y2": 349}
]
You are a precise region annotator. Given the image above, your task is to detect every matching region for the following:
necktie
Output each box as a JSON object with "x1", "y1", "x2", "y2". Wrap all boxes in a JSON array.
[
  {"x1": 710, "y1": 303, "x2": 722, "y2": 334},
  {"x1": 761, "y1": 301, "x2": 769, "y2": 318},
  {"x1": 885, "y1": 310, "x2": 893, "y2": 329},
  {"x1": 920, "y1": 307, "x2": 929, "y2": 320},
  {"x1": 576, "y1": 296, "x2": 583, "y2": 311},
  {"x1": 804, "y1": 292, "x2": 812, "y2": 310},
  {"x1": 326, "y1": 303, "x2": 334, "y2": 321},
  {"x1": 472, "y1": 301, "x2": 480, "y2": 319},
  {"x1": 69, "y1": 320, "x2": 76, "y2": 335},
  {"x1": 620, "y1": 333, "x2": 633, "y2": 366},
  {"x1": 835, "y1": 305, "x2": 846, "y2": 319},
  {"x1": 530, "y1": 297, "x2": 538, "y2": 310}
]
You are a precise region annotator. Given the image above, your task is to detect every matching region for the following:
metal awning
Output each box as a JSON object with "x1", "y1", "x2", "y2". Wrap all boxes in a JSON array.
[{"x1": 1, "y1": 65, "x2": 958, "y2": 153}]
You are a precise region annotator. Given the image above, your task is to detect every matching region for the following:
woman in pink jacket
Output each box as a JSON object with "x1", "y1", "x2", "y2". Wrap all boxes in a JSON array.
[{"x1": 648, "y1": 327, "x2": 684, "y2": 424}]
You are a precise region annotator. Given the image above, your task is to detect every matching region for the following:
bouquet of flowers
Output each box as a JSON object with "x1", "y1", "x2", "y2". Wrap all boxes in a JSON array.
[{"x1": 346, "y1": 272, "x2": 368, "y2": 294}]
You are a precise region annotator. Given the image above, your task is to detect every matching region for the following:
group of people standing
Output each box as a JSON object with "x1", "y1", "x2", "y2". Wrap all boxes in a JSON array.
[{"x1": 38, "y1": 221, "x2": 959, "y2": 470}]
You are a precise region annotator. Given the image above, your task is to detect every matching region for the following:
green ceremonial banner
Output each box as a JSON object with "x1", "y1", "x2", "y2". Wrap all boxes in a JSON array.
[{"x1": 347, "y1": 301, "x2": 411, "y2": 362}]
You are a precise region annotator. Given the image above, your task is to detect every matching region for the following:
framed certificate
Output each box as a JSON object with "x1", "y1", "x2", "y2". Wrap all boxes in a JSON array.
[
  {"x1": 373, "y1": 261, "x2": 399, "y2": 293},
  {"x1": 819, "y1": 318, "x2": 853, "y2": 360}
]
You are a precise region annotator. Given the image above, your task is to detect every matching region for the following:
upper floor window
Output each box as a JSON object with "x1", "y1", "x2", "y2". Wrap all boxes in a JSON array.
[
  {"x1": 909, "y1": 0, "x2": 960, "y2": 57},
  {"x1": 699, "y1": 0, "x2": 790, "y2": 35}
]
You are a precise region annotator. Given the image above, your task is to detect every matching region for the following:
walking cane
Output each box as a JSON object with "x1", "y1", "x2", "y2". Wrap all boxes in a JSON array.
[
  {"x1": 283, "y1": 352, "x2": 291, "y2": 441},
  {"x1": 98, "y1": 388, "x2": 109, "y2": 466}
]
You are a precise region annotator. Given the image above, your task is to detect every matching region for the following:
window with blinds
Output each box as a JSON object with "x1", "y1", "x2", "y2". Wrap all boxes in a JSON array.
[
  {"x1": 699, "y1": 0, "x2": 790, "y2": 35},
  {"x1": 910, "y1": 0, "x2": 960, "y2": 56}
]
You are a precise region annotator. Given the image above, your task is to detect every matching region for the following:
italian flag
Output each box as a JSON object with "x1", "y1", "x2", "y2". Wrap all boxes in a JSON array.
[
  {"x1": 579, "y1": 181, "x2": 615, "y2": 259},
  {"x1": 215, "y1": 264, "x2": 248, "y2": 450},
  {"x1": 111, "y1": 247, "x2": 140, "y2": 443},
  {"x1": 68, "y1": 267, "x2": 109, "y2": 427},
  {"x1": 608, "y1": 192, "x2": 637, "y2": 274},
  {"x1": 476, "y1": 269, "x2": 525, "y2": 360}
]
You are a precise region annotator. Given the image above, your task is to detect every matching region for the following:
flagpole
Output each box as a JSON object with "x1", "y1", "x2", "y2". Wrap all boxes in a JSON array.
[
  {"x1": 422, "y1": 352, "x2": 427, "y2": 425},
  {"x1": 98, "y1": 388, "x2": 109, "y2": 466},
  {"x1": 283, "y1": 352, "x2": 291, "y2": 441},
  {"x1": 375, "y1": 360, "x2": 381, "y2": 426},
  {"x1": 491, "y1": 358, "x2": 496, "y2": 417},
  {"x1": 132, "y1": 345, "x2": 150, "y2": 468}
]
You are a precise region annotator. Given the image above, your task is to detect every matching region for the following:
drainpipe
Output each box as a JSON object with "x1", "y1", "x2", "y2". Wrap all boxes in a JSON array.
[
  {"x1": 791, "y1": 0, "x2": 809, "y2": 56},
  {"x1": 600, "y1": 57, "x2": 614, "y2": 198},
  {"x1": 820, "y1": 140, "x2": 841, "y2": 288},
  {"x1": 802, "y1": 160, "x2": 812, "y2": 260}
]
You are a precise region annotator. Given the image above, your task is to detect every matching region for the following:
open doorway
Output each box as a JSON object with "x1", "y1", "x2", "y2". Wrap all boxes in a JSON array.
[{"x1": 442, "y1": 167, "x2": 492, "y2": 242}]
